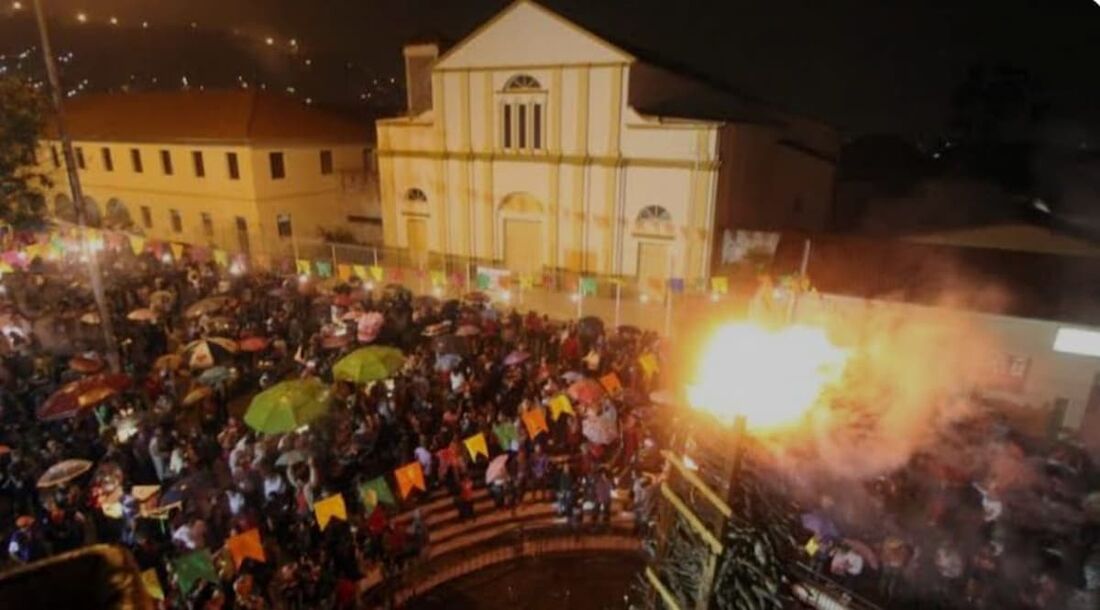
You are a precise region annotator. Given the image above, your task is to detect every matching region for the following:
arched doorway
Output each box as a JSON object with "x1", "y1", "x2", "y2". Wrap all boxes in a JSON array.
[
  {"x1": 104, "y1": 198, "x2": 134, "y2": 231},
  {"x1": 80, "y1": 196, "x2": 102, "y2": 228},
  {"x1": 403, "y1": 187, "x2": 430, "y2": 268},
  {"x1": 498, "y1": 192, "x2": 543, "y2": 274},
  {"x1": 634, "y1": 205, "x2": 675, "y2": 296},
  {"x1": 54, "y1": 194, "x2": 78, "y2": 224}
]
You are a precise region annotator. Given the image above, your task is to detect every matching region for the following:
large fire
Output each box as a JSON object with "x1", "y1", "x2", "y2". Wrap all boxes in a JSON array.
[{"x1": 687, "y1": 323, "x2": 849, "y2": 432}]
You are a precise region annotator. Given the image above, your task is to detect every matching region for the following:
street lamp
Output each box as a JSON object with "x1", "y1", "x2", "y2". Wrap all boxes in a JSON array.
[{"x1": 33, "y1": 0, "x2": 121, "y2": 372}]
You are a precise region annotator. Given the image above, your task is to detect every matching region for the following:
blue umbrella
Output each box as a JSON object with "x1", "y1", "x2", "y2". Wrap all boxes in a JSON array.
[{"x1": 198, "y1": 366, "x2": 231, "y2": 386}]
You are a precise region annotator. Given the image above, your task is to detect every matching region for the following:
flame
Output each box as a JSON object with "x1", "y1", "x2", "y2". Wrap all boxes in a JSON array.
[{"x1": 687, "y1": 323, "x2": 849, "y2": 432}]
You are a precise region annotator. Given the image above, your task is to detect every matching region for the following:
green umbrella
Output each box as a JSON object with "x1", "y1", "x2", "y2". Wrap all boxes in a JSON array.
[
  {"x1": 244, "y1": 378, "x2": 331, "y2": 434},
  {"x1": 333, "y1": 346, "x2": 405, "y2": 384}
]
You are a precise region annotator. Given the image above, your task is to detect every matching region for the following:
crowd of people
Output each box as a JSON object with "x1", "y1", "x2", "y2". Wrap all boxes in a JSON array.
[{"x1": 0, "y1": 244, "x2": 665, "y2": 609}]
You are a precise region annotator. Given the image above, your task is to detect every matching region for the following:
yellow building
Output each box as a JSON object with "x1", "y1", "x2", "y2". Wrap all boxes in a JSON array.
[
  {"x1": 37, "y1": 90, "x2": 380, "y2": 260},
  {"x1": 377, "y1": 0, "x2": 837, "y2": 286}
]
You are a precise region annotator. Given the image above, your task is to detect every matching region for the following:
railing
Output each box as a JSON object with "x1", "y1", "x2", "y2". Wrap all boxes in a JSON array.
[{"x1": 364, "y1": 522, "x2": 641, "y2": 608}]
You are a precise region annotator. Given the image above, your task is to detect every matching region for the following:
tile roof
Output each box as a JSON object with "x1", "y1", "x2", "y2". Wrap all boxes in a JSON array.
[{"x1": 48, "y1": 90, "x2": 368, "y2": 144}]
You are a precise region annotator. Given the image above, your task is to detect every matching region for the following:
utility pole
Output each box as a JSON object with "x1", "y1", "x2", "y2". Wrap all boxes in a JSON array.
[{"x1": 33, "y1": 0, "x2": 121, "y2": 372}]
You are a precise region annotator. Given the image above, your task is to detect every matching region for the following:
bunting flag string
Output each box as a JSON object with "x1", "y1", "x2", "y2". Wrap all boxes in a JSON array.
[
  {"x1": 169, "y1": 242, "x2": 185, "y2": 261},
  {"x1": 599, "y1": 372, "x2": 623, "y2": 395},
  {"x1": 213, "y1": 249, "x2": 228, "y2": 267},
  {"x1": 430, "y1": 270, "x2": 446, "y2": 287},
  {"x1": 359, "y1": 476, "x2": 396, "y2": 511},
  {"x1": 668, "y1": 278, "x2": 685, "y2": 294},
  {"x1": 337, "y1": 264, "x2": 353, "y2": 282},
  {"x1": 315, "y1": 260, "x2": 333, "y2": 278},
  {"x1": 353, "y1": 264, "x2": 368, "y2": 280},
  {"x1": 172, "y1": 550, "x2": 218, "y2": 595},
  {"x1": 638, "y1": 353, "x2": 660, "y2": 378},
  {"x1": 226, "y1": 528, "x2": 266, "y2": 568},
  {"x1": 313, "y1": 493, "x2": 347, "y2": 531},
  {"x1": 296, "y1": 259, "x2": 311, "y2": 275},
  {"x1": 579, "y1": 276, "x2": 598, "y2": 296},
  {"x1": 548, "y1": 394, "x2": 575, "y2": 421},
  {"x1": 711, "y1": 276, "x2": 729, "y2": 295},
  {"x1": 522, "y1": 408, "x2": 549, "y2": 439},
  {"x1": 394, "y1": 461, "x2": 426, "y2": 499},
  {"x1": 368, "y1": 265, "x2": 384, "y2": 282},
  {"x1": 463, "y1": 432, "x2": 489, "y2": 461}
]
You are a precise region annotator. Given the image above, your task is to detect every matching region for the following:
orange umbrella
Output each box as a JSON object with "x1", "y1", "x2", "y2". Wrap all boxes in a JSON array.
[
  {"x1": 567, "y1": 378, "x2": 606, "y2": 404},
  {"x1": 126, "y1": 308, "x2": 158, "y2": 322},
  {"x1": 239, "y1": 336, "x2": 270, "y2": 353},
  {"x1": 37, "y1": 374, "x2": 131, "y2": 421},
  {"x1": 69, "y1": 354, "x2": 104, "y2": 374},
  {"x1": 182, "y1": 385, "x2": 213, "y2": 407}
]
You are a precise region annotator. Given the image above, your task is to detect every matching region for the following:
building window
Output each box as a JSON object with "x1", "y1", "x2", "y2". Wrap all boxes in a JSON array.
[
  {"x1": 405, "y1": 188, "x2": 427, "y2": 203},
  {"x1": 101, "y1": 147, "x2": 113, "y2": 171},
  {"x1": 320, "y1": 150, "x2": 333, "y2": 175},
  {"x1": 532, "y1": 103, "x2": 542, "y2": 149},
  {"x1": 236, "y1": 217, "x2": 250, "y2": 253},
  {"x1": 500, "y1": 74, "x2": 545, "y2": 152},
  {"x1": 226, "y1": 152, "x2": 240, "y2": 180},
  {"x1": 75, "y1": 147, "x2": 85, "y2": 169},
  {"x1": 362, "y1": 148, "x2": 376, "y2": 173},
  {"x1": 201, "y1": 212, "x2": 214, "y2": 237},
  {"x1": 140, "y1": 206, "x2": 153, "y2": 229},
  {"x1": 130, "y1": 148, "x2": 143, "y2": 173},
  {"x1": 638, "y1": 206, "x2": 673, "y2": 222},
  {"x1": 269, "y1": 152, "x2": 285, "y2": 180},
  {"x1": 50, "y1": 146, "x2": 60, "y2": 168},
  {"x1": 169, "y1": 209, "x2": 182, "y2": 233},
  {"x1": 192, "y1": 151, "x2": 205, "y2": 177},
  {"x1": 276, "y1": 213, "x2": 292, "y2": 238},
  {"x1": 160, "y1": 150, "x2": 173, "y2": 175}
]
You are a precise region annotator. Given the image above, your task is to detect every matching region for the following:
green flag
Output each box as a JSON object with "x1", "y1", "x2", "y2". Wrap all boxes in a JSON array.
[
  {"x1": 493, "y1": 422, "x2": 518, "y2": 449},
  {"x1": 476, "y1": 273, "x2": 490, "y2": 290},
  {"x1": 360, "y1": 476, "x2": 396, "y2": 511},
  {"x1": 579, "y1": 276, "x2": 597, "y2": 296},
  {"x1": 316, "y1": 260, "x2": 333, "y2": 278},
  {"x1": 172, "y1": 550, "x2": 218, "y2": 594}
]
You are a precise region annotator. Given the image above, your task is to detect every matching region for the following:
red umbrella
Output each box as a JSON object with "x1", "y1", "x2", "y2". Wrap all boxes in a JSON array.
[
  {"x1": 568, "y1": 378, "x2": 606, "y2": 404},
  {"x1": 239, "y1": 336, "x2": 270, "y2": 353},
  {"x1": 37, "y1": 374, "x2": 131, "y2": 421},
  {"x1": 68, "y1": 354, "x2": 104, "y2": 374}
]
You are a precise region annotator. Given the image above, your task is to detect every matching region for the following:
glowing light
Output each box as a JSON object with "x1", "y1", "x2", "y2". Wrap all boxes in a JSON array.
[
  {"x1": 365, "y1": 281, "x2": 375, "y2": 291},
  {"x1": 640, "y1": 293, "x2": 650, "y2": 304},
  {"x1": 289, "y1": 38, "x2": 297, "y2": 46},
  {"x1": 710, "y1": 293, "x2": 720, "y2": 303},
  {"x1": 109, "y1": 16, "x2": 118, "y2": 25},
  {"x1": 297, "y1": 274, "x2": 309, "y2": 284},
  {"x1": 11, "y1": 1, "x2": 23, "y2": 10},
  {"x1": 687, "y1": 323, "x2": 848, "y2": 431},
  {"x1": 500, "y1": 290, "x2": 512, "y2": 303},
  {"x1": 1053, "y1": 327, "x2": 1100, "y2": 358},
  {"x1": 75, "y1": 12, "x2": 87, "y2": 23},
  {"x1": 265, "y1": 37, "x2": 275, "y2": 46},
  {"x1": 432, "y1": 286, "x2": 443, "y2": 297},
  {"x1": 160, "y1": 253, "x2": 172, "y2": 263},
  {"x1": 141, "y1": 21, "x2": 148, "y2": 28},
  {"x1": 569, "y1": 293, "x2": 581, "y2": 303}
]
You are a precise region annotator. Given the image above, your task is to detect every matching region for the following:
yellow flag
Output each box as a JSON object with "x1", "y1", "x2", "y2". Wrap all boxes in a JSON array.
[
  {"x1": 313, "y1": 493, "x2": 347, "y2": 531},
  {"x1": 369, "y1": 265, "x2": 384, "y2": 282},
  {"x1": 711, "y1": 277, "x2": 729, "y2": 295},
  {"x1": 337, "y1": 264, "x2": 352, "y2": 281},
  {"x1": 519, "y1": 273, "x2": 534, "y2": 290},
  {"x1": 522, "y1": 408, "x2": 549, "y2": 438},
  {"x1": 213, "y1": 249, "x2": 228, "y2": 267},
  {"x1": 548, "y1": 394, "x2": 575, "y2": 421},
  {"x1": 141, "y1": 569, "x2": 165, "y2": 601},
  {"x1": 24, "y1": 243, "x2": 42, "y2": 260},
  {"x1": 352, "y1": 264, "x2": 367, "y2": 279},
  {"x1": 463, "y1": 432, "x2": 488, "y2": 461},
  {"x1": 805, "y1": 536, "x2": 820, "y2": 556},
  {"x1": 638, "y1": 353, "x2": 659, "y2": 377},
  {"x1": 430, "y1": 270, "x2": 445, "y2": 287},
  {"x1": 170, "y1": 242, "x2": 184, "y2": 260},
  {"x1": 129, "y1": 235, "x2": 146, "y2": 256},
  {"x1": 394, "y1": 461, "x2": 426, "y2": 499},
  {"x1": 296, "y1": 259, "x2": 311, "y2": 275}
]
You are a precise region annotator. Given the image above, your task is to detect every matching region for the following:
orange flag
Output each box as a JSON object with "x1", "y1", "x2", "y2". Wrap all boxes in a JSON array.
[
  {"x1": 522, "y1": 408, "x2": 549, "y2": 438},
  {"x1": 337, "y1": 264, "x2": 353, "y2": 282},
  {"x1": 599, "y1": 372, "x2": 623, "y2": 395},
  {"x1": 394, "y1": 461, "x2": 426, "y2": 499},
  {"x1": 226, "y1": 528, "x2": 266, "y2": 568}
]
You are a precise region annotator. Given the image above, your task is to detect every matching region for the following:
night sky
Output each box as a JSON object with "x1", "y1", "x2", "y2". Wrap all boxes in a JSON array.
[{"x1": 2, "y1": 0, "x2": 1100, "y2": 136}]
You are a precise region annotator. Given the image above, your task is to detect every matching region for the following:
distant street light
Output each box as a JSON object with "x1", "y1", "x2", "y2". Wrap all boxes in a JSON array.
[
  {"x1": 75, "y1": 11, "x2": 85, "y2": 23},
  {"x1": 11, "y1": 2, "x2": 23, "y2": 11}
]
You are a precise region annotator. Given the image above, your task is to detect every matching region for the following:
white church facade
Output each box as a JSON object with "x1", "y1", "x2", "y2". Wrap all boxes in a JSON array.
[{"x1": 376, "y1": 0, "x2": 837, "y2": 286}]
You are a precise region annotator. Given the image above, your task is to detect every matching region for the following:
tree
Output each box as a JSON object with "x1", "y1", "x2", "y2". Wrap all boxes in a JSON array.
[{"x1": 0, "y1": 75, "x2": 50, "y2": 226}]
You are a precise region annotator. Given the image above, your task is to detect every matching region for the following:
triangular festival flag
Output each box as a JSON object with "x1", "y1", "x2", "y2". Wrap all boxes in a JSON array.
[
  {"x1": 548, "y1": 394, "x2": 575, "y2": 421},
  {"x1": 711, "y1": 276, "x2": 729, "y2": 295},
  {"x1": 169, "y1": 242, "x2": 185, "y2": 261},
  {"x1": 296, "y1": 259, "x2": 311, "y2": 275},
  {"x1": 599, "y1": 372, "x2": 623, "y2": 395},
  {"x1": 313, "y1": 493, "x2": 347, "y2": 531},
  {"x1": 226, "y1": 528, "x2": 266, "y2": 568},
  {"x1": 493, "y1": 422, "x2": 518, "y2": 450},
  {"x1": 129, "y1": 235, "x2": 146, "y2": 256},
  {"x1": 141, "y1": 569, "x2": 165, "y2": 601},
  {"x1": 579, "y1": 276, "x2": 598, "y2": 296},
  {"x1": 394, "y1": 461, "x2": 426, "y2": 499},
  {"x1": 463, "y1": 432, "x2": 489, "y2": 461},
  {"x1": 359, "y1": 476, "x2": 396, "y2": 511},
  {"x1": 315, "y1": 260, "x2": 333, "y2": 278},
  {"x1": 369, "y1": 265, "x2": 384, "y2": 282},
  {"x1": 522, "y1": 408, "x2": 549, "y2": 439},
  {"x1": 172, "y1": 550, "x2": 218, "y2": 595}
]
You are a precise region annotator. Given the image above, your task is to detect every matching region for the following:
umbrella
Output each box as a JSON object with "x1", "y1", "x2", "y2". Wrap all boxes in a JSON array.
[
  {"x1": 182, "y1": 385, "x2": 213, "y2": 407},
  {"x1": 321, "y1": 334, "x2": 351, "y2": 350},
  {"x1": 433, "y1": 334, "x2": 466, "y2": 356},
  {"x1": 503, "y1": 350, "x2": 530, "y2": 367},
  {"x1": 434, "y1": 353, "x2": 462, "y2": 372},
  {"x1": 843, "y1": 538, "x2": 880, "y2": 570},
  {"x1": 149, "y1": 290, "x2": 174, "y2": 311},
  {"x1": 203, "y1": 316, "x2": 236, "y2": 334},
  {"x1": 126, "y1": 308, "x2": 158, "y2": 322},
  {"x1": 801, "y1": 512, "x2": 840, "y2": 540},
  {"x1": 356, "y1": 312, "x2": 384, "y2": 343},
  {"x1": 68, "y1": 354, "x2": 104, "y2": 374},
  {"x1": 333, "y1": 346, "x2": 405, "y2": 384},
  {"x1": 582, "y1": 406, "x2": 619, "y2": 445},
  {"x1": 184, "y1": 296, "x2": 233, "y2": 319},
  {"x1": 244, "y1": 378, "x2": 331, "y2": 434},
  {"x1": 158, "y1": 473, "x2": 214, "y2": 510},
  {"x1": 37, "y1": 373, "x2": 131, "y2": 421},
  {"x1": 154, "y1": 353, "x2": 183, "y2": 371},
  {"x1": 422, "y1": 321, "x2": 452, "y2": 337},
  {"x1": 0, "y1": 444, "x2": 10, "y2": 456},
  {"x1": 198, "y1": 366, "x2": 231, "y2": 386},
  {"x1": 79, "y1": 311, "x2": 100, "y2": 326},
  {"x1": 485, "y1": 454, "x2": 510, "y2": 485},
  {"x1": 275, "y1": 450, "x2": 308, "y2": 467},
  {"x1": 183, "y1": 337, "x2": 238, "y2": 369},
  {"x1": 455, "y1": 324, "x2": 480, "y2": 337},
  {"x1": 239, "y1": 336, "x2": 270, "y2": 353},
  {"x1": 464, "y1": 291, "x2": 490, "y2": 304},
  {"x1": 37, "y1": 459, "x2": 93, "y2": 488},
  {"x1": 561, "y1": 371, "x2": 584, "y2": 383},
  {"x1": 568, "y1": 378, "x2": 606, "y2": 404}
]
